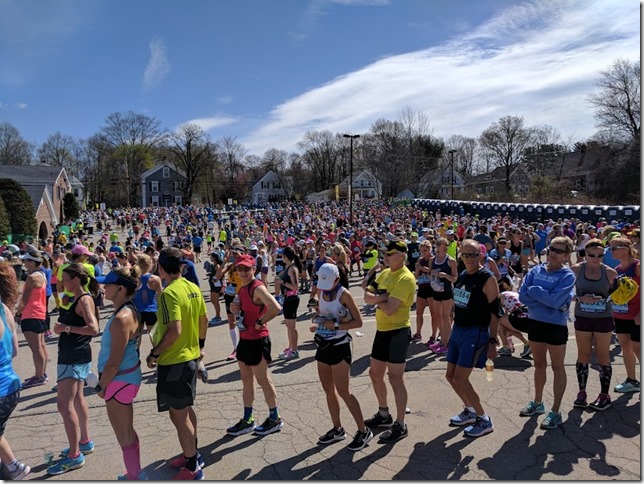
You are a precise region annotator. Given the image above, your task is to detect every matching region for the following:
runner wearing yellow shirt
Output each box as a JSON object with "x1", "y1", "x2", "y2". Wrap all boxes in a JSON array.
[{"x1": 363, "y1": 238, "x2": 415, "y2": 444}]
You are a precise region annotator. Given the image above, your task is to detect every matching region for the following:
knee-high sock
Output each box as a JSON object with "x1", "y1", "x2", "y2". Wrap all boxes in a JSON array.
[
  {"x1": 576, "y1": 362, "x2": 589, "y2": 391},
  {"x1": 122, "y1": 432, "x2": 141, "y2": 479},
  {"x1": 230, "y1": 328, "x2": 238, "y2": 350},
  {"x1": 599, "y1": 364, "x2": 612, "y2": 395}
]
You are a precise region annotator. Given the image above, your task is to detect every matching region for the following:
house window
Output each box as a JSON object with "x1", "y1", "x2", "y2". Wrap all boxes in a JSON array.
[
  {"x1": 174, "y1": 196, "x2": 183, "y2": 205},
  {"x1": 272, "y1": 182, "x2": 280, "y2": 189},
  {"x1": 173, "y1": 181, "x2": 183, "y2": 192},
  {"x1": 486, "y1": 186, "x2": 495, "y2": 194},
  {"x1": 370, "y1": 190, "x2": 375, "y2": 197},
  {"x1": 163, "y1": 167, "x2": 170, "y2": 178},
  {"x1": 151, "y1": 196, "x2": 159, "y2": 207},
  {"x1": 361, "y1": 179, "x2": 365, "y2": 187},
  {"x1": 151, "y1": 181, "x2": 159, "y2": 192}
]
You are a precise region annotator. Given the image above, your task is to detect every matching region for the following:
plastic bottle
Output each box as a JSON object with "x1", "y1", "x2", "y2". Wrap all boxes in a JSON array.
[
  {"x1": 86, "y1": 371, "x2": 99, "y2": 388},
  {"x1": 485, "y1": 358, "x2": 494, "y2": 382},
  {"x1": 233, "y1": 295, "x2": 245, "y2": 331},
  {"x1": 337, "y1": 306, "x2": 352, "y2": 323}
]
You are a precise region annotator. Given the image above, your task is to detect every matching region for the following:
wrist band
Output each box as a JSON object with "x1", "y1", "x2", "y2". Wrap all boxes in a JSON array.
[{"x1": 199, "y1": 338, "x2": 205, "y2": 349}]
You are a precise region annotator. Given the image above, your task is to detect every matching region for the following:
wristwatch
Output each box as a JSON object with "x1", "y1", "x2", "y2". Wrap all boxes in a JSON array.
[
  {"x1": 65, "y1": 325, "x2": 71, "y2": 334},
  {"x1": 94, "y1": 383, "x2": 102, "y2": 393}
]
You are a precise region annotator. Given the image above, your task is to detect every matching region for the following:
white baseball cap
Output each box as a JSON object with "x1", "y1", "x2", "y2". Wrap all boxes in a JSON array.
[{"x1": 316, "y1": 263, "x2": 339, "y2": 291}]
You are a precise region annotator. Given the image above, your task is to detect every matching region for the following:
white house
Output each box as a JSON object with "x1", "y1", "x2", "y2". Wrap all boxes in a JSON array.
[
  {"x1": 339, "y1": 169, "x2": 382, "y2": 199},
  {"x1": 250, "y1": 170, "x2": 287, "y2": 204}
]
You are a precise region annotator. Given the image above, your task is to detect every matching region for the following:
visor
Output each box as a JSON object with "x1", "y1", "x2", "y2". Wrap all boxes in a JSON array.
[
  {"x1": 20, "y1": 252, "x2": 43, "y2": 263},
  {"x1": 95, "y1": 271, "x2": 138, "y2": 289}
]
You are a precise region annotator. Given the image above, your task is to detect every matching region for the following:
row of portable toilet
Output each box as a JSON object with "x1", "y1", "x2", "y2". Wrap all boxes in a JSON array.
[{"x1": 412, "y1": 199, "x2": 640, "y2": 224}]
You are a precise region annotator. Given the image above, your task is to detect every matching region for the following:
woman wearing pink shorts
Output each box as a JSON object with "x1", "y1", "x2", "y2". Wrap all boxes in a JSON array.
[{"x1": 95, "y1": 267, "x2": 145, "y2": 480}]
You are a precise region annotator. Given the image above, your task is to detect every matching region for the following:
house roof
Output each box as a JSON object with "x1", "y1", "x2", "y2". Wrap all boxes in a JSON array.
[
  {"x1": 69, "y1": 174, "x2": 84, "y2": 187},
  {"x1": 251, "y1": 170, "x2": 280, "y2": 189},
  {"x1": 140, "y1": 162, "x2": 187, "y2": 180},
  {"x1": 22, "y1": 184, "x2": 48, "y2": 211},
  {"x1": 0, "y1": 164, "x2": 67, "y2": 186}
]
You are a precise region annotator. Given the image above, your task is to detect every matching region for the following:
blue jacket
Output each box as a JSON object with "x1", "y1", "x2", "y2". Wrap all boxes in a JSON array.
[{"x1": 519, "y1": 263, "x2": 575, "y2": 326}]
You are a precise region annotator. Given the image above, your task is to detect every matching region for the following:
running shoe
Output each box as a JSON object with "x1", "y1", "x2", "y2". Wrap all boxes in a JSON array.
[
  {"x1": 208, "y1": 316, "x2": 222, "y2": 327},
  {"x1": 425, "y1": 336, "x2": 437, "y2": 347},
  {"x1": 60, "y1": 440, "x2": 94, "y2": 457},
  {"x1": 253, "y1": 417, "x2": 284, "y2": 436},
  {"x1": 22, "y1": 375, "x2": 48, "y2": 388},
  {"x1": 47, "y1": 454, "x2": 85, "y2": 475},
  {"x1": 429, "y1": 341, "x2": 442, "y2": 353},
  {"x1": 588, "y1": 393, "x2": 612, "y2": 411},
  {"x1": 227, "y1": 418, "x2": 255, "y2": 436},
  {"x1": 497, "y1": 347, "x2": 513, "y2": 356},
  {"x1": 614, "y1": 379, "x2": 640, "y2": 393},
  {"x1": 226, "y1": 350, "x2": 237, "y2": 361},
  {"x1": 364, "y1": 412, "x2": 393, "y2": 428},
  {"x1": 8, "y1": 461, "x2": 31, "y2": 480},
  {"x1": 174, "y1": 467, "x2": 204, "y2": 480},
  {"x1": 519, "y1": 400, "x2": 545, "y2": 417},
  {"x1": 347, "y1": 428, "x2": 374, "y2": 451},
  {"x1": 411, "y1": 333, "x2": 422, "y2": 342},
  {"x1": 450, "y1": 408, "x2": 477, "y2": 426},
  {"x1": 435, "y1": 344, "x2": 449, "y2": 355},
  {"x1": 307, "y1": 297, "x2": 318, "y2": 307},
  {"x1": 463, "y1": 417, "x2": 494, "y2": 437},
  {"x1": 278, "y1": 349, "x2": 299, "y2": 361},
  {"x1": 318, "y1": 427, "x2": 346, "y2": 445},
  {"x1": 168, "y1": 452, "x2": 204, "y2": 469},
  {"x1": 520, "y1": 344, "x2": 532, "y2": 358},
  {"x1": 573, "y1": 391, "x2": 587, "y2": 409},
  {"x1": 117, "y1": 470, "x2": 149, "y2": 480},
  {"x1": 378, "y1": 421, "x2": 408, "y2": 443},
  {"x1": 540, "y1": 411, "x2": 563, "y2": 430}
]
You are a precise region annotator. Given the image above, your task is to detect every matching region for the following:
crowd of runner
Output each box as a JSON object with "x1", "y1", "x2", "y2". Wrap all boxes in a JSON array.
[{"x1": 0, "y1": 199, "x2": 639, "y2": 480}]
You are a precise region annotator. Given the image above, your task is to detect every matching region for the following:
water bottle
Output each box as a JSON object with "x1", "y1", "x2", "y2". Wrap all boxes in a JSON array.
[
  {"x1": 337, "y1": 306, "x2": 350, "y2": 322},
  {"x1": 485, "y1": 358, "x2": 494, "y2": 382},
  {"x1": 86, "y1": 371, "x2": 99, "y2": 388},
  {"x1": 198, "y1": 362, "x2": 208, "y2": 383}
]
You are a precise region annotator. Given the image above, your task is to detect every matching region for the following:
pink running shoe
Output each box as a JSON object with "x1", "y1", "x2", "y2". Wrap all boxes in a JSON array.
[
  {"x1": 435, "y1": 344, "x2": 449, "y2": 354},
  {"x1": 429, "y1": 341, "x2": 442, "y2": 353}
]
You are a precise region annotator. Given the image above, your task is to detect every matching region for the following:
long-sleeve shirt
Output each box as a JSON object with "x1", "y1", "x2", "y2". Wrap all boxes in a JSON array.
[{"x1": 519, "y1": 263, "x2": 576, "y2": 326}]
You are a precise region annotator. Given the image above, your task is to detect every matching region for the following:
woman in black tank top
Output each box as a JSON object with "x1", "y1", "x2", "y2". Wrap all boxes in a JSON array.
[{"x1": 50, "y1": 263, "x2": 99, "y2": 476}]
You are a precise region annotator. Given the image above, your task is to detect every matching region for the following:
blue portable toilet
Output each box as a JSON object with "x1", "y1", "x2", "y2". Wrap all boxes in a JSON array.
[
  {"x1": 579, "y1": 205, "x2": 592, "y2": 222},
  {"x1": 607, "y1": 206, "x2": 622, "y2": 222}
]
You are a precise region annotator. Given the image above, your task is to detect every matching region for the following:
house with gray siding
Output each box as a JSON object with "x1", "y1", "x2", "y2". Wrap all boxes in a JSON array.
[
  {"x1": 250, "y1": 170, "x2": 287, "y2": 204},
  {"x1": 140, "y1": 163, "x2": 188, "y2": 207}
]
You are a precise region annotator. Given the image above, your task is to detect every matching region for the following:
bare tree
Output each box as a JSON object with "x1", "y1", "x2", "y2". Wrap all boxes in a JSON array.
[
  {"x1": 218, "y1": 136, "x2": 248, "y2": 201},
  {"x1": 37, "y1": 132, "x2": 79, "y2": 173},
  {"x1": 0, "y1": 122, "x2": 33, "y2": 165},
  {"x1": 100, "y1": 111, "x2": 165, "y2": 206},
  {"x1": 587, "y1": 58, "x2": 640, "y2": 141},
  {"x1": 479, "y1": 115, "x2": 534, "y2": 194},
  {"x1": 166, "y1": 124, "x2": 216, "y2": 203},
  {"x1": 446, "y1": 135, "x2": 477, "y2": 176},
  {"x1": 297, "y1": 130, "x2": 342, "y2": 192}
]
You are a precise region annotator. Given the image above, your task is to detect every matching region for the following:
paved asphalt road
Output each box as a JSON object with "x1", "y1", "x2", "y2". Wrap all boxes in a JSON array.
[{"x1": 3, "y1": 240, "x2": 640, "y2": 480}]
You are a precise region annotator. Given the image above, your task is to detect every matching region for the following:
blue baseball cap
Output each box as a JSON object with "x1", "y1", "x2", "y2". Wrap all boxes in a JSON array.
[{"x1": 95, "y1": 271, "x2": 138, "y2": 290}]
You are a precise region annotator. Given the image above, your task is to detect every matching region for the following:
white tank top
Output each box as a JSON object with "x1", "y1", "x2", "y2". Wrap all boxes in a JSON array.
[{"x1": 317, "y1": 286, "x2": 351, "y2": 343}]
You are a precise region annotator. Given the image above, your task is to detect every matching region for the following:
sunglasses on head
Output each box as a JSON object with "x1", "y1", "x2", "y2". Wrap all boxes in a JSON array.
[
  {"x1": 610, "y1": 245, "x2": 629, "y2": 251},
  {"x1": 461, "y1": 252, "x2": 480, "y2": 259},
  {"x1": 586, "y1": 253, "x2": 604, "y2": 258},
  {"x1": 547, "y1": 246, "x2": 567, "y2": 255}
]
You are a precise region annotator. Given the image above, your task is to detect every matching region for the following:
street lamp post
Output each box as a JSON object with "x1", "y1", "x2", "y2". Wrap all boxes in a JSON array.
[
  {"x1": 343, "y1": 134, "x2": 360, "y2": 224},
  {"x1": 448, "y1": 149, "x2": 457, "y2": 200}
]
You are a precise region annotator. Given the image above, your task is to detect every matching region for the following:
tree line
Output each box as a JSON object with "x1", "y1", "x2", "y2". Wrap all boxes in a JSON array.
[{"x1": 0, "y1": 58, "x2": 639, "y2": 207}]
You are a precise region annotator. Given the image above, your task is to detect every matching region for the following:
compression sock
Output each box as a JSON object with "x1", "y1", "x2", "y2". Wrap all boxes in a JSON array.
[
  {"x1": 269, "y1": 407, "x2": 279, "y2": 420},
  {"x1": 379, "y1": 406, "x2": 390, "y2": 418},
  {"x1": 576, "y1": 362, "x2": 589, "y2": 391},
  {"x1": 229, "y1": 328, "x2": 238, "y2": 349},
  {"x1": 122, "y1": 433, "x2": 141, "y2": 479},
  {"x1": 599, "y1": 364, "x2": 613, "y2": 395}
]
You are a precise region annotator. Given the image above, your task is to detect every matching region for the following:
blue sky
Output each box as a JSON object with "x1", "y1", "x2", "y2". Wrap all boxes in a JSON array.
[{"x1": 0, "y1": 0, "x2": 639, "y2": 157}]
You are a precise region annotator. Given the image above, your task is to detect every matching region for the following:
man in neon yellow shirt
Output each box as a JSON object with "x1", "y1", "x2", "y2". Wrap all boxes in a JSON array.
[
  {"x1": 445, "y1": 230, "x2": 458, "y2": 259},
  {"x1": 363, "y1": 238, "x2": 415, "y2": 444},
  {"x1": 147, "y1": 247, "x2": 208, "y2": 480}
]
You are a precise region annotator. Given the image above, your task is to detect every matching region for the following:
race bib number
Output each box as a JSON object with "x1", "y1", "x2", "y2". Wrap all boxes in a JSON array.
[
  {"x1": 412, "y1": 251, "x2": 420, "y2": 259},
  {"x1": 225, "y1": 285, "x2": 236, "y2": 296},
  {"x1": 453, "y1": 287, "x2": 471, "y2": 308},
  {"x1": 579, "y1": 300, "x2": 606, "y2": 313},
  {"x1": 213, "y1": 279, "x2": 222, "y2": 288},
  {"x1": 417, "y1": 274, "x2": 430, "y2": 285},
  {"x1": 613, "y1": 302, "x2": 629, "y2": 314}
]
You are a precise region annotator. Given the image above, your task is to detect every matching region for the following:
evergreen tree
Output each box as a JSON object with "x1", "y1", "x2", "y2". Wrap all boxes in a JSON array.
[
  {"x1": 0, "y1": 197, "x2": 10, "y2": 240},
  {"x1": 0, "y1": 179, "x2": 37, "y2": 238},
  {"x1": 63, "y1": 192, "x2": 80, "y2": 221}
]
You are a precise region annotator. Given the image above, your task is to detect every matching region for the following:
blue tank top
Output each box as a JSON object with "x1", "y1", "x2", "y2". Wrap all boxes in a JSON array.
[
  {"x1": 42, "y1": 267, "x2": 53, "y2": 297},
  {"x1": 0, "y1": 303, "x2": 20, "y2": 396},
  {"x1": 133, "y1": 273, "x2": 157, "y2": 313},
  {"x1": 97, "y1": 303, "x2": 142, "y2": 385}
]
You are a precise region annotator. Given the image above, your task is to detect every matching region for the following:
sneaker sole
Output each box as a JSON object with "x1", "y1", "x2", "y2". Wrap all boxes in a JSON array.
[
  {"x1": 450, "y1": 419, "x2": 477, "y2": 427},
  {"x1": 614, "y1": 388, "x2": 639, "y2": 393},
  {"x1": 519, "y1": 410, "x2": 544, "y2": 417},
  {"x1": 253, "y1": 422, "x2": 284, "y2": 436},
  {"x1": 227, "y1": 426, "x2": 256, "y2": 436},
  {"x1": 11, "y1": 466, "x2": 31, "y2": 480},
  {"x1": 365, "y1": 421, "x2": 393, "y2": 428},
  {"x1": 47, "y1": 461, "x2": 85, "y2": 475},
  {"x1": 318, "y1": 435, "x2": 347, "y2": 445},
  {"x1": 540, "y1": 423, "x2": 561, "y2": 429},
  {"x1": 573, "y1": 402, "x2": 587, "y2": 409},
  {"x1": 588, "y1": 403, "x2": 612, "y2": 411},
  {"x1": 464, "y1": 427, "x2": 494, "y2": 437}
]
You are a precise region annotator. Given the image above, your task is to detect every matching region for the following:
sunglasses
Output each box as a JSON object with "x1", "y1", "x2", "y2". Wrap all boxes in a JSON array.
[
  {"x1": 236, "y1": 266, "x2": 253, "y2": 272},
  {"x1": 461, "y1": 252, "x2": 480, "y2": 259},
  {"x1": 610, "y1": 246, "x2": 629, "y2": 251},
  {"x1": 586, "y1": 253, "x2": 604, "y2": 258},
  {"x1": 547, "y1": 246, "x2": 567, "y2": 255}
]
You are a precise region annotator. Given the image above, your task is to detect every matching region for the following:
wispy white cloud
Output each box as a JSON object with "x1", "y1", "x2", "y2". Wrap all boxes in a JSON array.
[
  {"x1": 180, "y1": 115, "x2": 238, "y2": 132},
  {"x1": 142, "y1": 37, "x2": 171, "y2": 95},
  {"x1": 0, "y1": 101, "x2": 5, "y2": 109},
  {"x1": 245, "y1": 0, "x2": 638, "y2": 154},
  {"x1": 290, "y1": 0, "x2": 390, "y2": 40},
  {"x1": 217, "y1": 95, "x2": 233, "y2": 105},
  {"x1": 16, "y1": 102, "x2": 28, "y2": 109}
]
